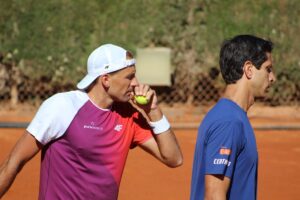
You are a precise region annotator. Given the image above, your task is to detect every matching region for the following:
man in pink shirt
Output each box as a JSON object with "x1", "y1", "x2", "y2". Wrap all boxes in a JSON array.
[{"x1": 0, "y1": 44, "x2": 183, "y2": 200}]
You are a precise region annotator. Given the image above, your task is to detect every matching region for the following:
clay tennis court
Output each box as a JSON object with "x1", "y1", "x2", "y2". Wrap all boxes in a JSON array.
[{"x1": 1, "y1": 122, "x2": 300, "y2": 200}]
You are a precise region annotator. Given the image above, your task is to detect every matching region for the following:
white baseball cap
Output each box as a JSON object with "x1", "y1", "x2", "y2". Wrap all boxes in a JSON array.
[{"x1": 77, "y1": 44, "x2": 135, "y2": 90}]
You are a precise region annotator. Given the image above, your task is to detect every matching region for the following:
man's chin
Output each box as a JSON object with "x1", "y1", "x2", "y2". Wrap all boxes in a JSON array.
[
  {"x1": 255, "y1": 92, "x2": 268, "y2": 100},
  {"x1": 253, "y1": 91, "x2": 266, "y2": 98},
  {"x1": 120, "y1": 98, "x2": 131, "y2": 103},
  {"x1": 112, "y1": 96, "x2": 131, "y2": 103}
]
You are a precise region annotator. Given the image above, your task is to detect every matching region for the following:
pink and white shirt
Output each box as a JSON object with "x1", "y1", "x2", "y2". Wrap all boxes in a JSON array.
[{"x1": 27, "y1": 90, "x2": 153, "y2": 200}]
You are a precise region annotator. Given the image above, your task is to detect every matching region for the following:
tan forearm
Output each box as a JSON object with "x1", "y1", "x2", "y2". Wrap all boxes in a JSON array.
[
  {"x1": 0, "y1": 132, "x2": 41, "y2": 198},
  {"x1": 205, "y1": 175, "x2": 230, "y2": 200},
  {"x1": 147, "y1": 108, "x2": 183, "y2": 167},
  {"x1": 154, "y1": 129, "x2": 183, "y2": 167},
  {"x1": 0, "y1": 157, "x2": 21, "y2": 198}
]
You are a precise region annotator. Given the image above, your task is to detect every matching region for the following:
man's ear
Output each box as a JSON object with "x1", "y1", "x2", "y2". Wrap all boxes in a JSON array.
[
  {"x1": 243, "y1": 61, "x2": 253, "y2": 79},
  {"x1": 100, "y1": 74, "x2": 110, "y2": 88}
]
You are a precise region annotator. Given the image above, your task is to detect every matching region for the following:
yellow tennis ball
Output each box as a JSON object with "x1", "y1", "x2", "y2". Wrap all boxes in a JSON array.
[{"x1": 134, "y1": 95, "x2": 148, "y2": 105}]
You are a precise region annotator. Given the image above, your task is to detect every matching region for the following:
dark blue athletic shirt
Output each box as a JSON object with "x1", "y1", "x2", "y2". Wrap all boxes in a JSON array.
[{"x1": 190, "y1": 98, "x2": 258, "y2": 200}]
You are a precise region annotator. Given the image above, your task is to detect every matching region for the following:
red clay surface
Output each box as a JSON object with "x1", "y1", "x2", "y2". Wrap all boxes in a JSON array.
[{"x1": 1, "y1": 128, "x2": 300, "y2": 200}]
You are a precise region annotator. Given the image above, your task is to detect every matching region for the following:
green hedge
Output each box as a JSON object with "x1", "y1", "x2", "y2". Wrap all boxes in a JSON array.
[{"x1": 0, "y1": 0, "x2": 299, "y2": 104}]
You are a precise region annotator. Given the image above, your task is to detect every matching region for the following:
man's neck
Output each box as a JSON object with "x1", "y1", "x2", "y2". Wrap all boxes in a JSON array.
[
  {"x1": 87, "y1": 85, "x2": 114, "y2": 109},
  {"x1": 222, "y1": 81, "x2": 254, "y2": 112}
]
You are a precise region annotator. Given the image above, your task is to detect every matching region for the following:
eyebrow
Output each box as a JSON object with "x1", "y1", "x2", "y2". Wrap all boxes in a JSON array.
[
  {"x1": 266, "y1": 64, "x2": 273, "y2": 68},
  {"x1": 126, "y1": 69, "x2": 136, "y2": 77}
]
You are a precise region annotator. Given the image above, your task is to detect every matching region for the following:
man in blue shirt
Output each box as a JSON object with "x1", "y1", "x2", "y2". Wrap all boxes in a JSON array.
[{"x1": 190, "y1": 35, "x2": 276, "y2": 200}]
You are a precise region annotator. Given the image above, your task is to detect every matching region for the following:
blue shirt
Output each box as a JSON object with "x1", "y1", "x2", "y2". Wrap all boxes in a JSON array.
[{"x1": 190, "y1": 98, "x2": 258, "y2": 200}]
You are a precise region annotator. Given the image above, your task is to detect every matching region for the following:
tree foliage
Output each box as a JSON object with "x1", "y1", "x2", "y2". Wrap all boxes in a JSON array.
[{"x1": 0, "y1": 0, "x2": 299, "y2": 104}]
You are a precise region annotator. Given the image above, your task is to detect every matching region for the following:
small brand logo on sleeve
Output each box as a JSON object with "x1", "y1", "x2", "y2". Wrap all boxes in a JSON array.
[{"x1": 219, "y1": 148, "x2": 231, "y2": 155}]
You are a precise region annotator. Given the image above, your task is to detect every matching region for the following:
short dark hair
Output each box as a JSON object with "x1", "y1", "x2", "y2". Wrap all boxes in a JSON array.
[{"x1": 219, "y1": 35, "x2": 273, "y2": 84}]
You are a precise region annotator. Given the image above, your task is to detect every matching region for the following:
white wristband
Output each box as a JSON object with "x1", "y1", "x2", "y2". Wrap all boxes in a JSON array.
[{"x1": 148, "y1": 115, "x2": 171, "y2": 134}]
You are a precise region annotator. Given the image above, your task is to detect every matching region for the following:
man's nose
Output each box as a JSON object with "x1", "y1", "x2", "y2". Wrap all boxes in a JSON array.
[
  {"x1": 269, "y1": 72, "x2": 276, "y2": 83},
  {"x1": 131, "y1": 77, "x2": 139, "y2": 86}
]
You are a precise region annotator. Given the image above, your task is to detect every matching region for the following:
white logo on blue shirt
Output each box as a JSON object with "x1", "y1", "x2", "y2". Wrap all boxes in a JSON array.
[{"x1": 213, "y1": 158, "x2": 231, "y2": 166}]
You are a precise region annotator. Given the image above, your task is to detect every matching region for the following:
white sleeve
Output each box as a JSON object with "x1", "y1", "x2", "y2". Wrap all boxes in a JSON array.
[{"x1": 26, "y1": 92, "x2": 86, "y2": 145}]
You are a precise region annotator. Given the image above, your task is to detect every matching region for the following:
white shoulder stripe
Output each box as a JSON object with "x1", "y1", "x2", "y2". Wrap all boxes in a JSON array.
[{"x1": 27, "y1": 90, "x2": 88, "y2": 144}]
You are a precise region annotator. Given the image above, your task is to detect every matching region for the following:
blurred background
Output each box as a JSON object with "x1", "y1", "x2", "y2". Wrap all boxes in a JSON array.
[{"x1": 0, "y1": 0, "x2": 299, "y2": 112}]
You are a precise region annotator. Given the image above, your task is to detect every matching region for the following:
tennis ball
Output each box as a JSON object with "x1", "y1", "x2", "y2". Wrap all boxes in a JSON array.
[{"x1": 134, "y1": 95, "x2": 148, "y2": 105}]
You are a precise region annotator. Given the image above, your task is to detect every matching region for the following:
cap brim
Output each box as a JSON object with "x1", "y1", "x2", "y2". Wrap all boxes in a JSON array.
[{"x1": 77, "y1": 74, "x2": 99, "y2": 90}]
